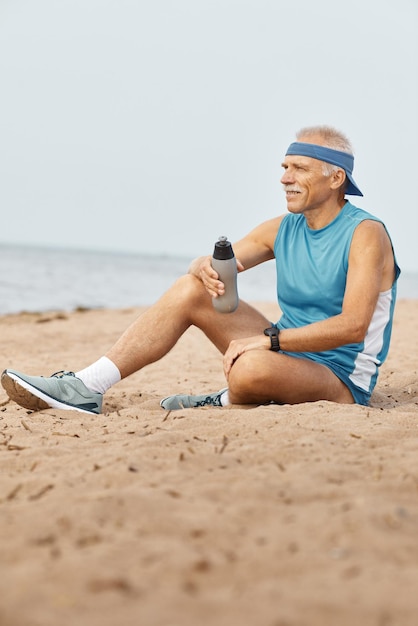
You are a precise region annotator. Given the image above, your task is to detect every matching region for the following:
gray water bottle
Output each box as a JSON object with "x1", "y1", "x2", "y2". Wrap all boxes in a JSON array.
[{"x1": 212, "y1": 236, "x2": 239, "y2": 313}]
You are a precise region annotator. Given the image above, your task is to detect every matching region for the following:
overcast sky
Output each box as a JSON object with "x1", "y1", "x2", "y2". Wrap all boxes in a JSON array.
[{"x1": 1, "y1": 0, "x2": 417, "y2": 272}]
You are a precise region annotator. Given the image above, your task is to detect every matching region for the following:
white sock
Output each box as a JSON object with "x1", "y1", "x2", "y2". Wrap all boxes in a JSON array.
[
  {"x1": 76, "y1": 356, "x2": 121, "y2": 395},
  {"x1": 220, "y1": 389, "x2": 230, "y2": 406}
]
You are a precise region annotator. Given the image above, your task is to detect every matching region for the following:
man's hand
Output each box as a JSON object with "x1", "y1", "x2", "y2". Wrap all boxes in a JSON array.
[
  {"x1": 223, "y1": 334, "x2": 270, "y2": 379},
  {"x1": 189, "y1": 255, "x2": 244, "y2": 298}
]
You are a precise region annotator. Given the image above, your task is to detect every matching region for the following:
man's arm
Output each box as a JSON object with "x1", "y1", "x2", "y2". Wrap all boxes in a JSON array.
[
  {"x1": 277, "y1": 220, "x2": 395, "y2": 352},
  {"x1": 231, "y1": 216, "x2": 283, "y2": 270},
  {"x1": 189, "y1": 216, "x2": 283, "y2": 298}
]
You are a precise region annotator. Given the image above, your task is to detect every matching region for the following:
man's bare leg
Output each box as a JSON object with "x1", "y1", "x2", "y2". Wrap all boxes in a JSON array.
[
  {"x1": 228, "y1": 349, "x2": 354, "y2": 405},
  {"x1": 106, "y1": 273, "x2": 271, "y2": 378}
]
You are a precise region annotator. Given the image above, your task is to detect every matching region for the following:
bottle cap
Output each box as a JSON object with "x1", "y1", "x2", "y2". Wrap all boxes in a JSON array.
[{"x1": 213, "y1": 236, "x2": 234, "y2": 260}]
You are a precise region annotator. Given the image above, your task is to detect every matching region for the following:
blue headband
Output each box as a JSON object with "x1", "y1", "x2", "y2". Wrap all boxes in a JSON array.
[{"x1": 285, "y1": 142, "x2": 363, "y2": 196}]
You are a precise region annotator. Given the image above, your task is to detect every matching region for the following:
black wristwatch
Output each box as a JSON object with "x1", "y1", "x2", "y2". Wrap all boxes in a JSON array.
[{"x1": 264, "y1": 326, "x2": 281, "y2": 352}]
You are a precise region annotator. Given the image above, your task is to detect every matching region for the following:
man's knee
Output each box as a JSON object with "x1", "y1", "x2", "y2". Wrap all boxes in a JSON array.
[
  {"x1": 228, "y1": 351, "x2": 266, "y2": 398},
  {"x1": 173, "y1": 274, "x2": 207, "y2": 303}
]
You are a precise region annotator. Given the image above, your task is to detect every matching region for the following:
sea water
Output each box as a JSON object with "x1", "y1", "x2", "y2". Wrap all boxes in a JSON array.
[{"x1": 0, "y1": 243, "x2": 416, "y2": 315}]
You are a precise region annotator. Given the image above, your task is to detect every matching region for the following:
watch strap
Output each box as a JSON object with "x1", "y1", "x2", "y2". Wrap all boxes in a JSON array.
[{"x1": 264, "y1": 326, "x2": 281, "y2": 352}]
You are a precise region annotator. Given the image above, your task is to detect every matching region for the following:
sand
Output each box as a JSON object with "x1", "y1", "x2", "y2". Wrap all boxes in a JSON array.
[{"x1": 0, "y1": 300, "x2": 417, "y2": 626}]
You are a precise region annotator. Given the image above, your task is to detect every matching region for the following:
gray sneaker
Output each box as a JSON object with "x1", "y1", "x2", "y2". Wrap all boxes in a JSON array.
[
  {"x1": 160, "y1": 388, "x2": 228, "y2": 410},
  {"x1": 1, "y1": 369, "x2": 103, "y2": 415}
]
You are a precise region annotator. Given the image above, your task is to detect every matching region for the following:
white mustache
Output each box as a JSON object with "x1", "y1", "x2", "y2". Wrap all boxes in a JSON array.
[{"x1": 283, "y1": 186, "x2": 302, "y2": 193}]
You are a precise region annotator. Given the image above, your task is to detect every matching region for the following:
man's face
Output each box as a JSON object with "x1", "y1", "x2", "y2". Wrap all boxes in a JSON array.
[{"x1": 280, "y1": 136, "x2": 336, "y2": 215}]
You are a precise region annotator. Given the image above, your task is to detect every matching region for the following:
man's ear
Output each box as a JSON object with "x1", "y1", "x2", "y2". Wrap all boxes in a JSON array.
[{"x1": 330, "y1": 168, "x2": 346, "y2": 191}]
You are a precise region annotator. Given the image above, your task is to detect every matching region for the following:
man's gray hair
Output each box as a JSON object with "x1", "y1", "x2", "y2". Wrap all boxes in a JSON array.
[{"x1": 296, "y1": 125, "x2": 354, "y2": 177}]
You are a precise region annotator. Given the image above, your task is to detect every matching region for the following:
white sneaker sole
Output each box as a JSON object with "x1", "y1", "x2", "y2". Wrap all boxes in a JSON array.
[{"x1": 4, "y1": 371, "x2": 95, "y2": 415}]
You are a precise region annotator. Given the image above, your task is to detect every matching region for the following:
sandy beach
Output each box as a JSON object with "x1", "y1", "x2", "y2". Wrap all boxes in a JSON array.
[{"x1": 0, "y1": 299, "x2": 417, "y2": 626}]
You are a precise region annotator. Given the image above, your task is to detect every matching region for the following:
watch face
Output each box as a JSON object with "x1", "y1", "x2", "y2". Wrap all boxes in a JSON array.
[{"x1": 264, "y1": 327, "x2": 278, "y2": 337}]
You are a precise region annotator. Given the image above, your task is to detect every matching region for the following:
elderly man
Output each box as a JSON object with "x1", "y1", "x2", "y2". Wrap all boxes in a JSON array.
[{"x1": 2, "y1": 125, "x2": 400, "y2": 414}]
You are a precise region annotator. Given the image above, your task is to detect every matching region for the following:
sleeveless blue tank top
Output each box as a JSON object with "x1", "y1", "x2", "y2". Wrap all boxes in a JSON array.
[{"x1": 273, "y1": 201, "x2": 400, "y2": 404}]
